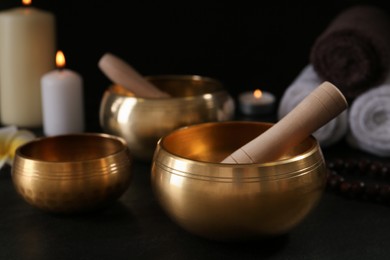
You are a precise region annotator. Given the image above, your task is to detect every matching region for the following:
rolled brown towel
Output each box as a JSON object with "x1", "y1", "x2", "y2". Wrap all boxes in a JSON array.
[{"x1": 310, "y1": 5, "x2": 390, "y2": 101}]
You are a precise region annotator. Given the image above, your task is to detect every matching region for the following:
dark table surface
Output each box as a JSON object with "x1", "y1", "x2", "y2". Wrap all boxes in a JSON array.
[{"x1": 1, "y1": 126, "x2": 390, "y2": 260}]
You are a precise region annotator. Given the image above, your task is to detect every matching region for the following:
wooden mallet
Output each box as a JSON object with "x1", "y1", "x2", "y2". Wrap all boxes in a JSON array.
[
  {"x1": 98, "y1": 52, "x2": 170, "y2": 98},
  {"x1": 221, "y1": 81, "x2": 348, "y2": 164}
]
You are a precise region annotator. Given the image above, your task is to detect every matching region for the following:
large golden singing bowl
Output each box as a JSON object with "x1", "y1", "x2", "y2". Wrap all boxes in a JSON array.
[
  {"x1": 99, "y1": 75, "x2": 235, "y2": 161},
  {"x1": 151, "y1": 121, "x2": 327, "y2": 241},
  {"x1": 12, "y1": 133, "x2": 133, "y2": 214}
]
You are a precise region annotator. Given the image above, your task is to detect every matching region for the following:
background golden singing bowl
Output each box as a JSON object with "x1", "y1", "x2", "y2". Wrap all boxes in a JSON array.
[
  {"x1": 12, "y1": 133, "x2": 133, "y2": 214},
  {"x1": 151, "y1": 121, "x2": 327, "y2": 241},
  {"x1": 99, "y1": 75, "x2": 235, "y2": 161}
]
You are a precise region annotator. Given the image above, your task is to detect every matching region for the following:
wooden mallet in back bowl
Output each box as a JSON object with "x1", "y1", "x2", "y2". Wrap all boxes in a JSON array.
[
  {"x1": 98, "y1": 52, "x2": 170, "y2": 98},
  {"x1": 221, "y1": 81, "x2": 348, "y2": 164}
]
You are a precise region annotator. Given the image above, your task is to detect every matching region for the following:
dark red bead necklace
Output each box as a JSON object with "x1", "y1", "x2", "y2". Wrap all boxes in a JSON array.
[{"x1": 326, "y1": 158, "x2": 390, "y2": 205}]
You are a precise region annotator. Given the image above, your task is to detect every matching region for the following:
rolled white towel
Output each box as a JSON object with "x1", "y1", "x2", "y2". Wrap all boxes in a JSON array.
[
  {"x1": 278, "y1": 64, "x2": 349, "y2": 147},
  {"x1": 348, "y1": 84, "x2": 390, "y2": 156}
]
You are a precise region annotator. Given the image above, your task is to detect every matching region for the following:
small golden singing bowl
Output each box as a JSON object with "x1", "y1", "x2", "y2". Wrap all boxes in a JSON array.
[
  {"x1": 99, "y1": 75, "x2": 235, "y2": 161},
  {"x1": 151, "y1": 121, "x2": 327, "y2": 241},
  {"x1": 12, "y1": 133, "x2": 133, "y2": 214}
]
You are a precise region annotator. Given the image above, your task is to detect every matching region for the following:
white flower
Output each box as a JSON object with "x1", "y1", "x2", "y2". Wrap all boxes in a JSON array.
[{"x1": 0, "y1": 126, "x2": 35, "y2": 169}]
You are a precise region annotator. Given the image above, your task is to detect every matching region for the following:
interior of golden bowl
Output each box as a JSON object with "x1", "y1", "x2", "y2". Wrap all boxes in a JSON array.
[
  {"x1": 109, "y1": 75, "x2": 225, "y2": 98},
  {"x1": 160, "y1": 121, "x2": 318, "y2": 163},
  {"x1": 18, "y1": 134, "x2": 126, "y2": 162}
]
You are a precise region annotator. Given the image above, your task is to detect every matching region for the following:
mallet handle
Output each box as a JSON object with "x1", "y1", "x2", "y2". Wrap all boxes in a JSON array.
[
  {"x1": 98, "y1": 52, "x2": 169, "y2": 98},
  {"x1": 221, "y1": 81, "x2": 348, "y2": 164}
]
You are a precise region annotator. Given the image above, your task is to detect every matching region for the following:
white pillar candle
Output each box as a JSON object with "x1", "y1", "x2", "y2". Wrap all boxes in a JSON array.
[
  {"x1": 0, "y1": 0, "x2": 56, "y2": 127},
  {"x1": 41, "y1": 51, "x2": 84, "y2": 136}
]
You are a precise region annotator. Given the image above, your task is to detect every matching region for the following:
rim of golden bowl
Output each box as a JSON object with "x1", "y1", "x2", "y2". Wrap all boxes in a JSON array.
[
  {"x1": 108, "y1": 74, "x2": 228, "y2": 101},
  {"x1": 158, "y1": 121, "x2": 319, "y2": 165},
  {"x1": 15, "y1": 132, "x2": 128, "y2": 163},
  {"x1": 144, "y1": 74, "x2": 222, "y2": 86},
  {"x1": 154, "y1": 121, "x2": 323, "y2": 181}
]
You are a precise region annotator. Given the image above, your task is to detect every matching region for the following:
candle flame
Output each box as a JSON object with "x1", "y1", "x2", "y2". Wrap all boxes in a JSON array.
[
  {"x1": 22, "y1": 0, "x2": 32, "y2": 6},
  {"x1": 56, "y1": 50, "x2": 66, "y2": 69},
  {"x1": 253, "y1": 89, "x2": 262, "y2": 99}
]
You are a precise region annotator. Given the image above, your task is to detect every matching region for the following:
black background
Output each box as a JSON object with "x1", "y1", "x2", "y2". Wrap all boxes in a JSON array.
[
  {"x1": 2, "y1": 2, "x2": 390, "y2": 259},
  {"x1": 1, "y1": 0, "x2": 390, "y2": 130}
]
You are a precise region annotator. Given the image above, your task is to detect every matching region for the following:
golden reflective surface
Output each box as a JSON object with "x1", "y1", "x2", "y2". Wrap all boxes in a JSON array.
[
  {"x1": 151, "y1": 121, "x2": 327, "y2": 241},
  {"x1": 99, "y1": 75, "x2": 235, "y2": 161},
  {"x1": 12, "y1": 133, "x2": 133, "y2": 214}
]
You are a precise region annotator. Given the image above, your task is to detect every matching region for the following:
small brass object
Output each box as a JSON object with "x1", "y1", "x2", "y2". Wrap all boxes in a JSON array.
[
  {"x1": 151, "y1": 121, "x2": 327, "y2": 241},
  {"x1": 12, "y1": 133, "x2": 133, "y2": 214},
  {"x1": 99, "y1": 75, "x2": 235, "y2": 161}
]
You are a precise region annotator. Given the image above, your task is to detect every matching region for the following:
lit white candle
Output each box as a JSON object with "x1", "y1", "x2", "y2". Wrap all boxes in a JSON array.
[
  {"x1": 239, "y1": 89, "x2": 276, "y2": 116},
  {"x1": 0, "y1": 0, "x2": 56, "y2": 127},
  {"x1": 41, "y1": 50, "x2": 84, "y2": 136}
]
